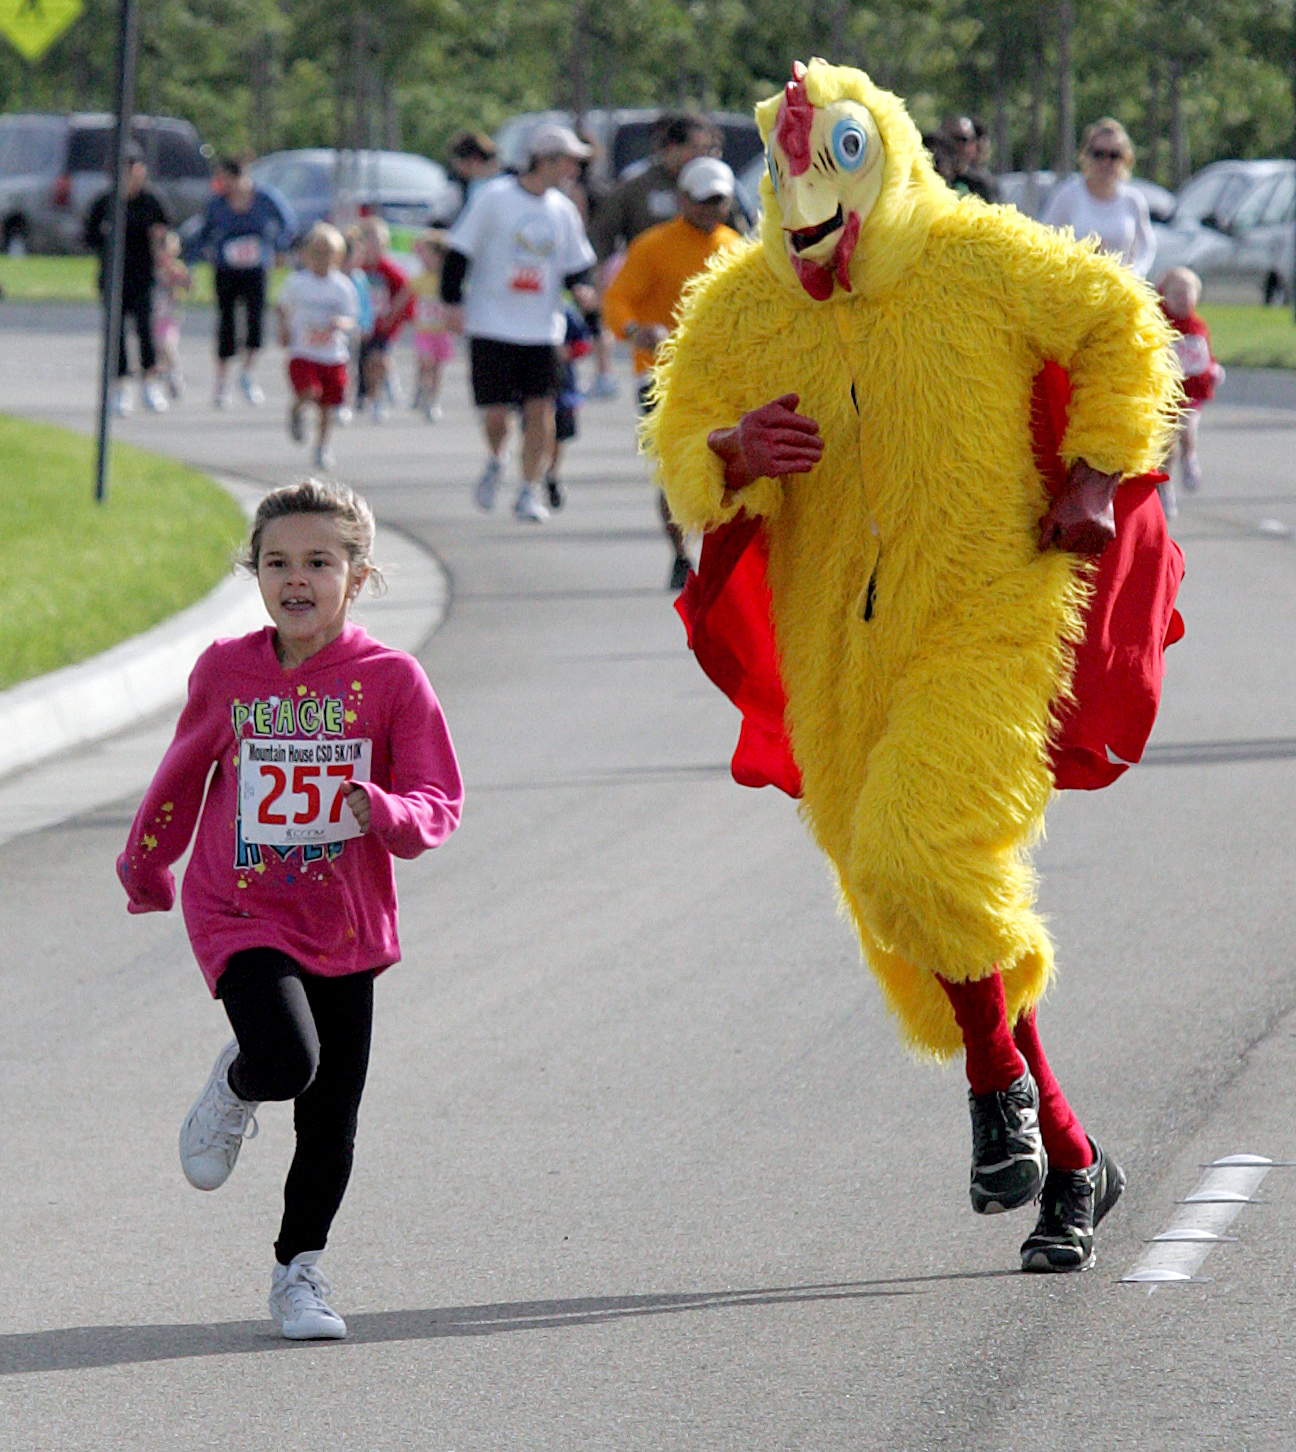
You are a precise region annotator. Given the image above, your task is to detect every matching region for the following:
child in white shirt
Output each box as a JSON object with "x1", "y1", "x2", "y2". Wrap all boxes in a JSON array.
[{"x1": 277, "y1": 223, "x2": 360, "y2": 471}]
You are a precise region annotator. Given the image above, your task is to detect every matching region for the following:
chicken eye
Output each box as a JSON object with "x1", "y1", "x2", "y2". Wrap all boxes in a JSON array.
[
  {"x1": 832, "y1": 120, "x2": 867, "y2": 171},
  {"x1": 766, "y1": 146, "x2": 780, "y2": 193}
]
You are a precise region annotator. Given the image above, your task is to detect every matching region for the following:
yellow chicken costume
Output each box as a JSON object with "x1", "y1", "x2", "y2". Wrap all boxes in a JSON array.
[{"x1": 645, "y1": 61, "x2": 1183, "y2": 1269}]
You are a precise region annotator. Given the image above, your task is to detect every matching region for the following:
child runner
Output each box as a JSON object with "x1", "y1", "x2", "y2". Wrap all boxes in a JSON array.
[
  {"x1": 1157, "y1": 264, "x2": 1224, "y2": 518},
  {"x1": 403, "y1": 229, "x2": 456, "y2": 421},
  {"x1": 353, "y1": 217, "x2": 414, "y2": 421},
  {"x1": 277, "y1": 223, "x2": 360, "y2": 473},
  {"x1": 339, "y1": 230, "x2": 374, "y2": 428},
  {"x1": 544, "y1": 305, "x2": 593, "y2": 510},
  {"x1": 153, "y1": 231, "x2": 191, "y2": 399},
  {"x1": 117, "y1": 480, "x2": 463, "y2": 1340}
]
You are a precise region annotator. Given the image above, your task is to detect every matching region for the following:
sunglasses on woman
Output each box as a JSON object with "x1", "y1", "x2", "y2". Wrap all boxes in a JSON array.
[{"x1": 1089, "y1": 148, "x2": 1124, "y2": 161}]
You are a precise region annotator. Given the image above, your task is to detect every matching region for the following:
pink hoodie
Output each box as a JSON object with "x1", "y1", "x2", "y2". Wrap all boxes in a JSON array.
[{"x1": 118, "y1": 622, "x2": 462, "y2": 994}]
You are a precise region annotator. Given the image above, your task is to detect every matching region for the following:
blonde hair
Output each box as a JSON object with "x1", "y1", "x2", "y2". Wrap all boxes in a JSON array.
[
  {"x1": 302, "y1": 221, "x2": 346, "y2": 266},
  {"x1": 1159, "y1": 265, "x2": 1202, "y2": 312},
  {"x1": 243, "y1": 479, "x2": 384, "y2": 591},
  {"x1": 1081, "y1": 118, "x2": 1134, "y2": 173},
  {"x1": 356, "y1": 216, "x2": 390, "y2": 250}
]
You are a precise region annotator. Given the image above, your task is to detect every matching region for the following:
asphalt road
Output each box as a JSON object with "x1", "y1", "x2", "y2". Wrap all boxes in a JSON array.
[{"x1": 2, "y1": 305, "x2": 1295, "y2": 1450}]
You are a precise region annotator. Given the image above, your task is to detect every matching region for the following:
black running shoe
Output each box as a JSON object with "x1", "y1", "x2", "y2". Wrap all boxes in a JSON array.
[
  {"x1": 545, "y1": 472, "x2": 565, "y2": 511},
  {"x1": 1020, "y1": 1137, "x2": 1125, "y2": 1272},
  {"x1": 968, "y1": 1070, "x2": 1047, "y2": 1214},
  {"x1": 669, "y1": 554, "x2": 692, "y2": 591}
]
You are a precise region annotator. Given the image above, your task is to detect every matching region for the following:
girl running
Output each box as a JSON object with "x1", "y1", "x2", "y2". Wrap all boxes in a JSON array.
[
  {"x1": 117, "y1": 480, "x2": 463, "y2": 1340},
  {"x1": 404, "y1": 229, "x2": 456, "y2": 421}
]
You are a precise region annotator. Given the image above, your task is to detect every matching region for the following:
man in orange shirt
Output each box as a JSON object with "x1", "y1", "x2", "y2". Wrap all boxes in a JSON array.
[{"x1": 603, "y1": 157, "x2": 743, "y2": 588}]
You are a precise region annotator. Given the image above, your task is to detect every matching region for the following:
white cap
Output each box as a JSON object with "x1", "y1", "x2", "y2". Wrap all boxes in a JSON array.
[
  {"x1": 527, "y1": 122, "x2": 592, "y2": 163},
  {"x1": 677, "y1": 156, "x2": 735, "y2": 202}
]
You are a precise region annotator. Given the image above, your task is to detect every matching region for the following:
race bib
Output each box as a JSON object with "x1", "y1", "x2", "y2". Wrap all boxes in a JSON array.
[
  {"x1": 1174, "y1": 333, "x2": 1212, "y2": 376},
  {"x1": 238, "y1": 737, "x2": 372, "y2": 846},
  {"x1": 222, "y1": 235, "x2": 263, "y2": 268}
]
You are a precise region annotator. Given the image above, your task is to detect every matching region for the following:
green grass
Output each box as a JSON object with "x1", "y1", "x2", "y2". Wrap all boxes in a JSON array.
[
  {"x1": 0, "y1": 416, "x2": 248, "y2": 690},
  {"x1": 0, "y1": 254, "x2": 291, "y2": 306},
  {"x1": 0, "y1": 253, "x2": 101, "y2": 301},
  {"x1": 1199, "y1": 303, "x2": 1296, "y2": 370}
]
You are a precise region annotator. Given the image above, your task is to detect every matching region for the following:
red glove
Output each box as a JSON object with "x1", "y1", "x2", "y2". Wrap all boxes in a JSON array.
[
  {"x1": 707, "y1": 393, "x2": 823, "y2": 494},
  {"x1": 1038, "y1": 459, "x2": 1123, "y2": 554}
]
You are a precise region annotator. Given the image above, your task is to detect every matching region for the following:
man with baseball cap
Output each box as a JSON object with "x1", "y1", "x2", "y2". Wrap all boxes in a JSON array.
[
  {"x1": 441, "y1": 121, "x2": 597, "y2": 522},
  {"x1": 601, "y1": 155, "x2": 743, "y2": 587}
]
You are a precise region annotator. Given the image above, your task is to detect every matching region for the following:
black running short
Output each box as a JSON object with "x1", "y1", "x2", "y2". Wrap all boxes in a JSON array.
[{"x1": 470, "y1": 337, "x2": 559, "y2": 407}]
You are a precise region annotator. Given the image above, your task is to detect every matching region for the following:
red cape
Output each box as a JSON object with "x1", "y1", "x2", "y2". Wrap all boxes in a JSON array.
[{"x1": 674, "y1": 361, "x2": 1184, "y2": 796}]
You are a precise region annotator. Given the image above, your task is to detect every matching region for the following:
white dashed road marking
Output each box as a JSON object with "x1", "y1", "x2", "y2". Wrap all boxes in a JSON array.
[{"x1": 1122, "y1": 1154, "x2": 1283, "y2": 1289}]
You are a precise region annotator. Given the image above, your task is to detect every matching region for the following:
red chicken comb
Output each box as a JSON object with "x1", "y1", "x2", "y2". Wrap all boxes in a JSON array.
[{"x1": 775, "y1": 61, "x2": 814, "y2": 177}]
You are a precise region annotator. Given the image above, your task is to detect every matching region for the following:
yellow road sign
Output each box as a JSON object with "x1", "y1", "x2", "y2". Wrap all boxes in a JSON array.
[{"x1": 0, "y1": 0, "x2": 84, "y2": 62}]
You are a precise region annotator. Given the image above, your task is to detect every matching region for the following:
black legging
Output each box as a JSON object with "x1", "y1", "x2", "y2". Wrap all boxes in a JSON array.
[
  {"x1": 213, "y1": 266, "x2": 266, "y2": 361},
  {"x1": 113, "y1": 288, "x2": 156, "y2": 377},
  {"x1": 217, "y1": 949, "x2": 374, "y2": 1265}
]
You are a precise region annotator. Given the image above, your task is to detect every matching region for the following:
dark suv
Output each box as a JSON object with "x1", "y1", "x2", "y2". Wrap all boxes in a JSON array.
[{"x1": 0, "y1": 112, "x2": 212, "y2": 255}]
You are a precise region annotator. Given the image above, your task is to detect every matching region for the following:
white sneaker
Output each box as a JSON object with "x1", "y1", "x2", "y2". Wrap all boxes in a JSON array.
[
  {"x1": 142, "y1": 380, "x2": 169, "y2": 412},
  {"x1": 112, "y1": 386, "x2": 132, "y2": 417},
  {"x1": 179, "y1": 1040, "x2": 259, "y2": 1191},
  {"x1": 269, "y1": 1252, "x2": 347, "y2": 1340},
  {"x1": 474, "y1": 457, "x2": 501, "y2": 511},
  {"x1": 1181, "y1": 453, "x2": 1202, "y2": 494},
  {"x1": 372, "y1": 400, "x2": 390, "y2": 424},
  {"x1": 213, "y1": 386, "x2": 229, "y2": 410},
  {"x1": 424, "y1": 402, "x2": 442, "y2": 422},
  {"x1": 335, "y1": 405, "x2": 353, "y2": 427},
  {"x1": 240, "y1": 373, "x2": 265, "y2": 406},
  {"x1": 514, "y1": 484, "x2": 550, "y2": 523},
  {"x1": 314, "y1": 443, "x2": 336, "y2": 472},
  {"x1": 288, "y1": 399, "x2": 306, "y2": 443}
]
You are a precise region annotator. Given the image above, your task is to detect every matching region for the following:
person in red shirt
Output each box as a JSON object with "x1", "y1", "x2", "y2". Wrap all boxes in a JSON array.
[
  {"x1": 1158, "y1": 265, "x2": 1224, "y2": 518},
  {"x1": 353, "y1": 217, "x2": 415, "y2": 420}
]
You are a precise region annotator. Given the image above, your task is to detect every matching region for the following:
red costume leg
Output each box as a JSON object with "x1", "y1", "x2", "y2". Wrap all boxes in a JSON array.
[
  {"x1": 937, "y1": 972, "x2": 1027, "y2": 1095},
  {"x1": 1011, "y1": 1007, "x2": 1093, "y2": 1171}
]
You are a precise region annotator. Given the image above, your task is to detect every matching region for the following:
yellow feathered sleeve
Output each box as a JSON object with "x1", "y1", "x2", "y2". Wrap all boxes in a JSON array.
[
  {"x1": 992, "y1": 210, "x2": 1181, "y2": 475},
  {"x1": 642, "y1": 241, "x2": 788, "y2": 533}
]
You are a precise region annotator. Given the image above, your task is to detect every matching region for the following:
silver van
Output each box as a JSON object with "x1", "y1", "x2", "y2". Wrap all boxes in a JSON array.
[
  {"x1": 1151, "y1": 160, "x2": 1295, "y2": 303},
  {"x1": 0, "y1": 112, "x2": 212, "y2": 255}
]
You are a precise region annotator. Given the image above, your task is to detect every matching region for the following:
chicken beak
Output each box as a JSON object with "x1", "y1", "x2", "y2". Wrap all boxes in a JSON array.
[{"x1": 780, "y1": 173, "x2": 844, "y2": 247}]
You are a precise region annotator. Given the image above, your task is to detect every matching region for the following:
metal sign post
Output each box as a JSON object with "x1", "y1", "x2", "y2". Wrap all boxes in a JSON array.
[{"x1": 93, "y1": 0, "x2": 140, "y2": 503}]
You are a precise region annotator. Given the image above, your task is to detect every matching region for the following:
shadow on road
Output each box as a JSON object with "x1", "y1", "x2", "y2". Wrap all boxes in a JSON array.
[{"x1": 1, "y1": 1270, "x2": 1015, "y2": 1374}]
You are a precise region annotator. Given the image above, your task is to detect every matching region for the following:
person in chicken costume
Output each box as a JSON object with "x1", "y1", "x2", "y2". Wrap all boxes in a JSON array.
[{"x1": 645, "y1": 60, "x2": 1184, "y2": 1273}]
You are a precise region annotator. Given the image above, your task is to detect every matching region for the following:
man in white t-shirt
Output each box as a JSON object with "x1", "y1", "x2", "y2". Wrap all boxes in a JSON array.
[
  {"x1": 277, "y1": 222, "x2": 360, "y2": 471},
  {"x1": 442, "y1": 123, "x2": 598, "y2": 522}
]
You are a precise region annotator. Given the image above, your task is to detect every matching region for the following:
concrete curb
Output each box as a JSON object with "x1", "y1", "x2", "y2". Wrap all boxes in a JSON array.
[{"x1": 0, "y1": 473, "x2": 449, "y2": 785}]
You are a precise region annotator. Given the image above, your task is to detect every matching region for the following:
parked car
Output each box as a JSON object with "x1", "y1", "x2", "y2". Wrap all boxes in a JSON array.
[
  {"x1": 995, "y1": 169, "x2": 1177, "y2": 223},
  {"x1": 494, "y1": 108, "x2": 764, "y2": 190},
  {"x1": 0, "y1": 112, "x2": 211, "y2": 255},
  {"x1": 1150, "y1": 160, "x2": 1295, "y2": 303},
  {"x1": 247, "y1": 149, "x2": 454, "y2": 241}
]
